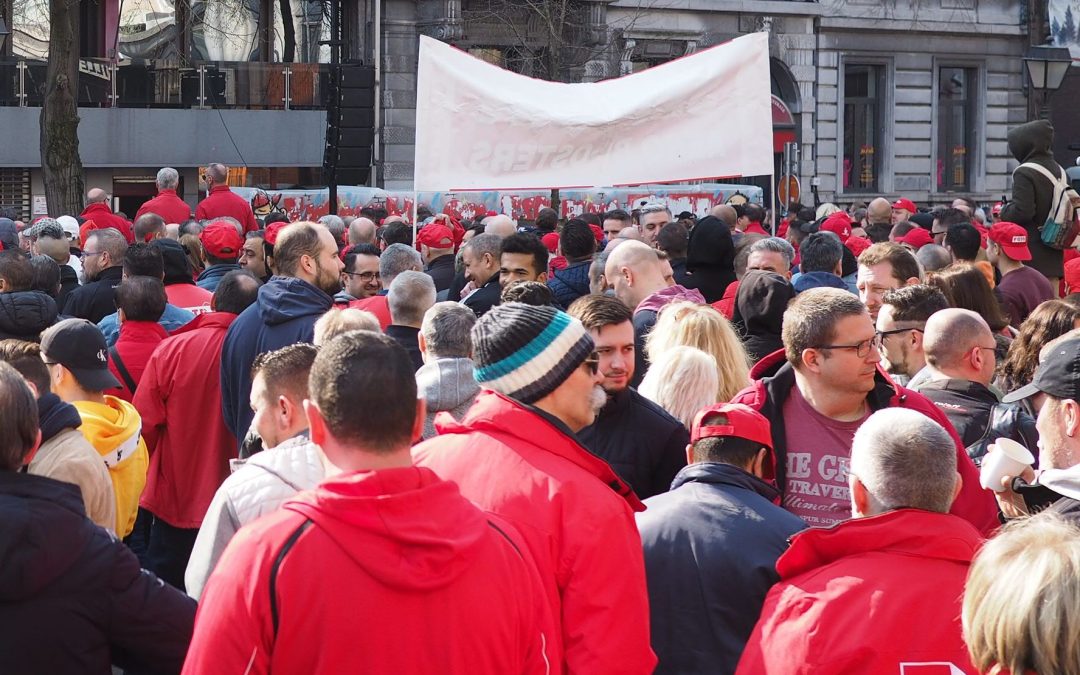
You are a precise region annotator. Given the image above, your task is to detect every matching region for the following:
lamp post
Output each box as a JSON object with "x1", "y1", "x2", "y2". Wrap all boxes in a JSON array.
[{"x1": 1023, "y1": 44, "x2": 1072, "y2": 119}]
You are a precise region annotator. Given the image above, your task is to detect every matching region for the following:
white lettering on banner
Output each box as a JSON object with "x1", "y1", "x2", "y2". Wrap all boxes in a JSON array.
[{"x1": 414, "y1": 32, "x2": 774, "y2": 191}]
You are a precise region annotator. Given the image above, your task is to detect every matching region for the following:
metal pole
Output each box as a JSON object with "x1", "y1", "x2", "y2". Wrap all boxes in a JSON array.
[
  {"x1": 328, "y1": 0, "x2": 340, "y2": 215},
  {"x1": 372, "y1": 0, "x2": 381, "y2": 188}
]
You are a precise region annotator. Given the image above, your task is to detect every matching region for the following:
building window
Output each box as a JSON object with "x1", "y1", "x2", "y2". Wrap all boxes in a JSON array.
[
  {"x1": 842, "y1": 64, "x2": 885, "y2": 193},
  {"x1": 937, "y1": 67, "x2": 976, "y2": 192}
]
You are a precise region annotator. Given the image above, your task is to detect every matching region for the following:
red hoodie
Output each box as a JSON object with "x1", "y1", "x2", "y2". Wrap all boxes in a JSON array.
[
  {"x1": 195, "y1": 185, "x2": 258, "y2": 233},
  {"x1": 80, "y1": 202, "x2": 134, "y2": 243},
  {"x1": 183, "y1": 467, "x2": 557, "y2": 675},
  {"x1": 135, "y1": 189, "x2": 193, "y2": 227},
  {"x1": 737, "y1": 509, "x2": 981, "y2": 674}
]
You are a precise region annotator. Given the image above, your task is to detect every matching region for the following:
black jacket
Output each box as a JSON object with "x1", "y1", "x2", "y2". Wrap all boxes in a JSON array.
[
  {"x1": 424, "y1": 254, "x2": 456, "y2": 294},
  {"x1": 915, "y1": 378, "x2": 1039, "y2": 467},
  {"x1": 462, "y1": 275, "x2": 501, "y2": 318},
  {"x1": 637, "y1": 463, "x2": 806, "y2": 675},
  {"x1": 56, "y1": 264, "x2": 79, "y2": 312},
  {"x1": 0, "y1": 471, "x2": 196, "y2": 674},
  {"x1": 62, "y1": 265, "x2": 123, "y2": 324},
  {"x1": 578, "y1": 387, "x2": 689, "y2": 499},
  {"x1": 1000, "y1": 119, "x2": 1065, "y2": 277},
  {"x1": 669, "y1": 257, "x2": 691, "y2": 288},
  {"x1": 385, "y1": 324, "x2": 424, "y2": 372},
  {"x1": 0, "y1": 290, "x2": 58, "y2": 341},
  {"x1": 547, "y1": 259, "x2": 592, "y2": 309}
]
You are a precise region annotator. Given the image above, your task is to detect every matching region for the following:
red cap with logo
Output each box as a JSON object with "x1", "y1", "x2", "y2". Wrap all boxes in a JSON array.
[
  {"x1": 415, "y1": 223, "x2": 455, "y2": 249},
  {"x1": 200, "y1": 220, "x2": 245, "y2": 260},
  {"x1": 892, "y1": 198, "x2": 917, "y2": 213},
  {"x1": 821, "y1": 212, "x2": 853, "y2": 243},
  {"x1": 988, "y1": 222, "x2": 1032, "y2": 261},
  {"x1": 896, "y1": 227, "x2": 934, "y2": 250},
  {"x1": 690, "y1": 403, "x2": 774, "y2": 478}
]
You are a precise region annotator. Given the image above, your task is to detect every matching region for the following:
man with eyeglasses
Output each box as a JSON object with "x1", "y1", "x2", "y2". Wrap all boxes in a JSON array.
[
  {"x1": 336, "y1": 243, "x2": 381, "y2": 304},
  {"x1": 414, "y1": 302, "x2": 656, "y2": 674},
  {"x1": 63, "y1": 227, "x2": 128, "y2": 324},
  {"x1": 875, "y1": 284, "x2": 949, "y2": 388},
  {"x1": 914, "y1": 308, "x2": 1038, "y2": 466},
  {"x1": 730, "y1": 287, "x2": 997, "y2": 534}
]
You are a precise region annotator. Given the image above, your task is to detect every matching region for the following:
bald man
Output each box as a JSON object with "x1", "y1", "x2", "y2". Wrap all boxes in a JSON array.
[
  {"x1": 195, "y1": 163, "x2": 257, "y2": 233},
  {"x1": 606, "y1": 240, "x2": 705, "y2": 387},
  {"x1": 80, "y1": 188, "x2": 135, "y2": 243},
  {"x1": 916, "y1": 308, "x2": 1038, "y2": 463},
  {"x1": 710, "y1": 204, "x2": 738, "y2": 229},
  {"x1": 864, "y1": 198, "x2": 893, "y2": 243},
  {"x1": 484, "y1": 214, "x2": 517, "y2": 238},
  {"x1": 348, "y1": 217, "x2": 377, "y2": 246}
]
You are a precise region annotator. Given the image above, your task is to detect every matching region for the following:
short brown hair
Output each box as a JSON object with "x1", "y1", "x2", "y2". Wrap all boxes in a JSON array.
[
  {"x1": 272, "y1": 222, "x2": 324, "y2": 277},
  {"x1": 857, "y1": 242, "x2": 921, "y2": 285},
  {"x1": 251, "y1": 343, "x2": 319, "y2": 405},
  {"x1": 0, "y1": 339, "x2": 49, "y2": 396},
  {"x1": 566, "y1": 293, "x2": 632, "y2": 331},
  {"x1": 0, "y1": 361, "x2": 39, "y2": 471},
  {"x1": 782, "y1": 288, "x2": 868, "y2": 367}
]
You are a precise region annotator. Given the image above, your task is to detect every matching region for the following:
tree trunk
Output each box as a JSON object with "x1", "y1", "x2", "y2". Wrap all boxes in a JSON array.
[
  {"x1": 280, "y1": 0, "x2": 296, "y2": 62},
  {"x1": 40, "y1": 0, "x2": 85, "y2": 217}
]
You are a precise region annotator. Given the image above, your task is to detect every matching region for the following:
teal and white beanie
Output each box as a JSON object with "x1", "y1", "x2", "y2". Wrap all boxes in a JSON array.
[{"x1": 472, "y1": 302, "x2": 595, "y2": 404}]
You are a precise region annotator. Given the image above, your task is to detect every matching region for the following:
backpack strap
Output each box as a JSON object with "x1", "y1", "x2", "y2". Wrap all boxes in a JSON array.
[
  {"x1": 269, "y1": 518, "x2": 314, "y2": 637},
  {"x1": 108, "y1": 346, "x2": 138, "y2": 394},
  {"x1": 1018, "y1": 161, "x2": 1067, "y2": 186}
]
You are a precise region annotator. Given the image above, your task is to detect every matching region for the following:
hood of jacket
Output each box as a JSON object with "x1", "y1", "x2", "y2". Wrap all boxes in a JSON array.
[
  {"x1": 0, "y1": 290, "x2": 57, "y2": 338},
  {"x1": 153, "y1": 238, "x2": 195, "y2": 285},
  {"x1": 670, "y1": 461, "x2": 781, "y2": 502},
  {"x1": 284, "y1": 466, "x2": 492, "y2": 591},
  {"x1": 73, "y1": 396, "x2": 142, "y2": 451},
  {"x1": 196, "y1": 263, "x2": 240, "y2": 284},
  {"x1": 1008, "y1": 119, "x2": 1055, "y2": 163},
  {"x1": 257, "y1": 276, "x2": 333, "y2": 326},
  {"x1": 776, "y1": 508, "x2": 982, "y2": 580},
  {"x1": 635, "y1": 284, "x2": 706, "y2": 315},
  {"x1": 37, "y1": 393, "x2": 83, "y2": 445},
  {"x1": 684, "y1": 216, "x2": 737, "y2": 302},
  {"x1": 416, "y1": 357, "x2": 479, "y2": 413},
  {"x1": 0, "y1": 472, "x2": 90, "y2": 601},
  {"x1": 792, "y1": 271, "x2": 849, "y2": 293},
  {"x1": 735, "y1": 270, "x2": 795, "y2": 337}
]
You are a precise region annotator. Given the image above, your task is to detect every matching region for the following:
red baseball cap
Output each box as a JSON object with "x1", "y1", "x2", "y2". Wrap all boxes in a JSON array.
[
  {"x1": 892, "y1": 198, "x2": 917, "y2": 213},
  {"x1": 690, "y1": 403, "x2": 774, "y2": 478},
  {"x1": 263, "y1": 221, "x2": 288, "y2": 246},
  {"x1": 200, "y1": 220, "x2": 245, "y2": 260},
  {"x1": 845, "y1": 235, "x2": 873, "y2": 257},
  {"x1": 991, "y1": 202, "x2": 1004, "y2": 216},
  {"x1": 988, "y1": 222, "x2": 1032, "y2": 261},
  {"x1": 821, "y1": 212, "x2": 852, "y2": 243},
  {"x1": 896, "y1": 227, "x2": 933, "y2": 250},
  {"x1": 541, "y1": 232, "x2": 560, "y2": 253},
  {"x1": 415, "y1": 223, "x2": 455, "y2": 249}
]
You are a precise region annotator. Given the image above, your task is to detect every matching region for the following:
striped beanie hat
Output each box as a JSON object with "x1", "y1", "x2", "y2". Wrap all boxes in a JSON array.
[{"x1": 472, "y1": 302, "x2": 595, "y2": 404}]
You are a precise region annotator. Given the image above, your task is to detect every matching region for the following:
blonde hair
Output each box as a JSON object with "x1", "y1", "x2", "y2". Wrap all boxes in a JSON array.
[
  {"x1": 313, "y1": 308, "x2": 381, "y2": 346},
  {"x1": 180, "y1": 233, "x2": 205, "y2": 276},
  {"x1": 962, "y1": 513, "x2": 1080, "y2": 675},
  {"x1": 638, "y1": 346, "x2": 719, "y2": 429},
  {"x1": 645, "y1": 301, "x2": 750, "y2": 401}
]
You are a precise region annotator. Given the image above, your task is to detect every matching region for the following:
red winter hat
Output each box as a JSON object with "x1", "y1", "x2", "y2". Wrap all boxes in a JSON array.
[
  {"x1": 588, "y1": 223, "x2": 605, "y2": 243},
  {"x1": 988, "y1": 222, "x2": 1031, "y2": 261},
  {"x1": 845, "y1": 235, "x2": 873, "y2": 257},
  {"x1": 200, "y1": 220, "x2": 245, "y2": 260},
  {"x1": 415, "y1": 223, "x2": 455, "y2": 249},
  {"x1": 821, "y1": 212, "x2": 853, "y2": 243},
  {"x1": 263, "y1": 221, "x2": 288, "y2": 246},
  {"x1": 892, "y1": 198, "x2": 917, "y2": 213},
  {"x1": 1065, "y1": 256, "x2": 1080, "y2": 293},
  {"x1": 691, "y1": 403, "x2": 774, "y2": 479},
  {"x1": 541, "y1": 232, "x2": 560, "y2": 253},
  {"x1": 896, "y1": 227, "x2": 933, "y2": 250}
]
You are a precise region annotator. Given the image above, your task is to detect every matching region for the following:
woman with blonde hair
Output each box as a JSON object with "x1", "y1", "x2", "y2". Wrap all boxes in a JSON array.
[
  {"x1": 962, "y1": 513, "x2": 1080, "y2": 675},
  {"x1": 645, "y1": 301, "x2": 751, "y2": 401},
  {"x1": 638, "y1": 346, "x2": 720, "y2": 430}
]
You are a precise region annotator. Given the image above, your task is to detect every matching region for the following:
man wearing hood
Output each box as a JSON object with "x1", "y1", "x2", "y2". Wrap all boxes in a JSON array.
[
  {"x1": 606, "y1": 240, "x2": 705, "y2": 387},
  {"x1": 1000, "y1": 119, "x2": 1070, "y2": 286},
  {"x1": 683, "y1": 214, "x2": 736, "y2": 302},
  {"x1": 220, "y1": 222, "x2": 342, "y2": 445},
  {"x1": 0, "y1": 340, "x2": 116, "y2": 533},
  {"x1": 734, "y1": 270, "x2": 796, "y2": 365},
  {"x1": 185, "y1": 331, "x2": 558, "y2": 674},
  {"x1": 416, "y1": 302, "x2": 479, "y2": 440},
  {"x1": 0, "y1": 250, "x2": 58, "y2": 341},
  {"x1": 41, "y1": 319, "x2": 149, "y2": 540}
]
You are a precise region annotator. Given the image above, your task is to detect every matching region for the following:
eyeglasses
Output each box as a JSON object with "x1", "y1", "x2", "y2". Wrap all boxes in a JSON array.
[
  {"x1": 343, "y1": 271, "x2": 380, "y2": 282},
  {"x1": 873, "y1": 327, "x2": 924, "y2": 347},
  {"x1": 582, "y1": 353, "x2": 600, "y2": 375},
  {"x1": 816, "y1": 337, "x2": 878, "y2": 359}
]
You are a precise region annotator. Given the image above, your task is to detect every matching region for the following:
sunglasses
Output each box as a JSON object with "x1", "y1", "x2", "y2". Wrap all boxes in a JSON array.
[{"x1": 583, "y1": 353, "x2": 600, "y2": 375}]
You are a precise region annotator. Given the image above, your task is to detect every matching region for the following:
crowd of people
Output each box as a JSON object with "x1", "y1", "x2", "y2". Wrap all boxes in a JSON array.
[{"x1": 4, "y1": 119, "x2": 1080, "y2": 675}]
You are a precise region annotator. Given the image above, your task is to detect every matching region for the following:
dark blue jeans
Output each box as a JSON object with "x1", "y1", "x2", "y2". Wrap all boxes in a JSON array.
[{"x1": 147, "y1": 516, "x2": 199, "y2": 592}]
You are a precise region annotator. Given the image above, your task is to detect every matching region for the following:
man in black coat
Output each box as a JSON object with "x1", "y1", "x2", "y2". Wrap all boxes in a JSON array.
[
  {"x1": 63, "y1": 227, "x2": 127, "y2": 324},
  {"x1": 0, "y1": 250, "x2": 57, "y2": 340},
  {"x1": 569, "y1": 294, "x2": 689, "y2": 499},
  {"x1": 636, "y1": 403, "x2": 805, "y2": 674},
  {"x1": 0, "y1": 361, "x2": 195, "y2": 674}
]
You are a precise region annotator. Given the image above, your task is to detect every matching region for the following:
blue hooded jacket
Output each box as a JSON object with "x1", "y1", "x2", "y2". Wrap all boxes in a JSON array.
[
  {"x1": 219, "y1": 277, "x2": 332, "y2": 444},
  {"x1": 791, "y1": 270, "x2": 852, "y2": 294},
  {"x1": 547, "y1": 260, "x2": 592, "y2": 309}
]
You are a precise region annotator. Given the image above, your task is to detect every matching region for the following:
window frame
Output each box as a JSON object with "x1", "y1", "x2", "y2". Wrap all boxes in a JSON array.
[
  {"x1": 837, "y1": 57, "x2": 894, "y2": 195},
  {"x1": 932, "y1": 60, "x2": 986, "y2": 195}
]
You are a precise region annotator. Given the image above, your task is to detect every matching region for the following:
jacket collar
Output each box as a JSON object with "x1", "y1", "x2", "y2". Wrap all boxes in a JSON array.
[
  {"x1": 438, "y1": 390, "x2": 645, "y2": 511},
  {"x1": 169, "y1": 310, "x2": 237, "y2": 337},
  {"x1": 92, "y1": 265, "x2": 124, "y2": 283},
  {"x1": 157, "y1": 188, "x2": 179, "y2": 198},
  {"x1": 750, "y1": 350, "x2": 903, "y2": 413},
  {"x1": 80, "y1": 202, "x2": 112, "y2": 217},
  {"x1": 118, "y1": 320, "x2": 169, "y2": 343},
  {"x1": 209, "y1": 184, "x2": 232, "y2": 195},
  {"x1": 37, "y1": 393, "x2": 83, "y2": 444},
  {"x1": 671, "y1": 462, "x2": 780, "y2": 502},
  {"x1": 777, "y1": 508, "x2": 983, "y2": 580},
  {"x1": 915, "y1": 377, "x2": 997, "y2": 403}
]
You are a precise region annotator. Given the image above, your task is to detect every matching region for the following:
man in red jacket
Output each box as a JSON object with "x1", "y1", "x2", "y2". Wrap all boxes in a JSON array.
[
  {"x1": 80, "y1": 188, "x2": 134, "y2": 243},
  {"x1": 413, "y1": 302, "x2": 657, "y2": 674},
  {"x1": 195, "y1": 163, "x2": 258, "y2": 233},
  {"x1": 133, "y1": 269, "x2": 261, "y2": 591},
  {"x1": 135, "y1": 167, "x2": 193, "y2": 225},
  {"x1": 184, "y1": 330, "x2": 557, "y2": 674},
  {"x1": 107, "y1": 276, "x2": 169, "y2": 403},
  {"x1": 737, "y1": 408, "x2": 982, "y2": 674},
  {"x1": 730, "y1": 287, "x2": 998, "y2": 535}
]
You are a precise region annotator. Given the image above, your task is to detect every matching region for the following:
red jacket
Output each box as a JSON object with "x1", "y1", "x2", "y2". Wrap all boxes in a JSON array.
[
  {"x1": 349, "y1": 294, "x2": 391, "y2": 329},
  {"x1": 712, "y1": 280, "x2": 739, "y2": 319},
  {"x1": 196, "y1": 185, "x2": 258, "y2": 233},
  {"x1": 135, "y1": 189, "x2": 193, "y2": 227},
  {"x1": 164, "y1": 283, "x2": 213, "y2": 316},
  {"x1": 80, "y1": 202, "x2": 134, "y2": 243},
  {"x1": 108, "y1": 321, "x2": 168, "y2": 403},
  {"x1": 182, "y1": 467, "x2": 557, "y2": 675},
  {"x1": 412, "y1": 391, "x2": 657, "y2": 675},
  {"x1": 730, "y1": 349, "x2": 1000, "y2": 536},
  {"x1": 737, "y1": 509, "x2": 982, "y2": 674},
  {"x1": 134, "y1": 313, "x2": 238, "y2": 528}
]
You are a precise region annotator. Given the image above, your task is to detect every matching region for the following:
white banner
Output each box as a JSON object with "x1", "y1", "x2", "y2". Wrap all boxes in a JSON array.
[{"x1": 414, "y1": 32, "x2": 774, "y2": 192}]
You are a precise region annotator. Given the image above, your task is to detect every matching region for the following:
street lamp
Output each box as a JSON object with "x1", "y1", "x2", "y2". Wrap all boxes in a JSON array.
[{"x1": 1023, "y1": 44, "x2": 1072, "y2": 119}]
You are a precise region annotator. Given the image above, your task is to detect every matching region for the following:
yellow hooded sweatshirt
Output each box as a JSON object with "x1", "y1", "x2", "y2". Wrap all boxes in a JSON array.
[{"x1": 75, "y1": 396, "x2": 149, "y2": 538}]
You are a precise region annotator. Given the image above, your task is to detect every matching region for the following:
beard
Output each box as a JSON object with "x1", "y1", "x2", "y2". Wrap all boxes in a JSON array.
[
  {"x1": 589, "y1": 385, "x2": 608, "y2": 416},
  {"x1": 314, "y1": 259, "x2": 342, "y2": 296}
]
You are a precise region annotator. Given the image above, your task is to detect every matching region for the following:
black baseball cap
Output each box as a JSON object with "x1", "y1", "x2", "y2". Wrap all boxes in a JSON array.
[
  {"x1": 1002, "y1": 336, "x2": 1080, "y2": 403},
  {"x1": 40, "y1": 318, "x2": 121, "y2": 392}
]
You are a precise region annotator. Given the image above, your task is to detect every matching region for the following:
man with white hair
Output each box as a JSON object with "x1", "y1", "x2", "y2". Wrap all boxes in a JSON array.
[
  {"x1": 738, "y1": 408, "x2": 980, "y2": 674},
  {"x1": 745, "y1": 237, "x2": 795, "y2": 279},
  {"x1": 637, "y1": 203, "x2": 672, "y2": 248},
  {"x1": 196, "y1": 163, "x2": 257, "y2": 233},
  {"x1": 136, "y1": 167, "x2": 193, "y2": 225},
  {"x1": 385, "y1": 270, "x2": 436, "y2": 371},
  {"x1": 318, "y1": 214, "x2": 346, "y2": 249}
]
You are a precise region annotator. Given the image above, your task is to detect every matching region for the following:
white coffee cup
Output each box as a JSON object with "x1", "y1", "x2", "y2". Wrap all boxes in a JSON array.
[{"x1": 979, "y1": 437, "x2": 1035, "y2": 492}]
